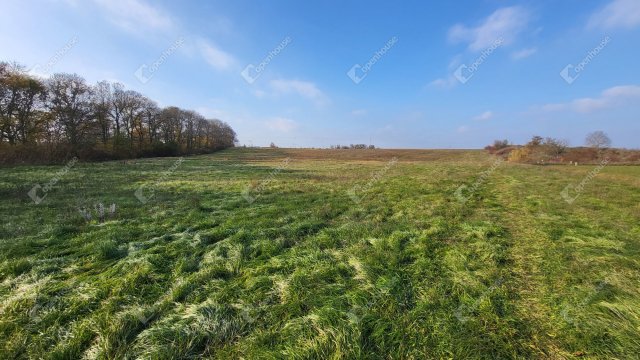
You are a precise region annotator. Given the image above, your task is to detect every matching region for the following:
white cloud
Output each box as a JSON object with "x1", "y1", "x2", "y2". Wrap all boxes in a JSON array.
[
  {"x1": 195, "y1": 107, "x2": 227, "y2": 119},
  {"x1": 588, "y1": 0, "x2": 640, "y2": 29},
  {"x1": 351, "y1": 109, "x2": 367, "y2": 116},
  {"x1": 542, "y1": 85, "x2": 640, "y2": 113},
  {"x1": 270, "y1": 79, "x2": 329, "y2": 105},
  {"x1": 94, "y1": 1, "x2": 236, "y2": 72},
  {"x1": 93, "y1": 0, "x2": 175, "y2": 33},
  {"x1": 428, "y1": 56, "x2": 464, "y2": 89},
  {"x1": 429, "y1": 76, "x2": 459, "y2": 89},
  {"x1": 197, "y1": 39, "x2": 235, "y2": 70},
  {"x1": 253, "y1": 89, "x2": 267, "y2": 98},
  {"x1": 511, "y1": 47, "x2": 537, "y2": 60},
  {"x1": 473, "y1": 111, "x2": 493, "y2": 121},
  {"x1": 457, "y1": 125, "x2": 470, "y2": 133},
  {"x1": 449, "y1": 6, "x2": 530, "y2": 51},
  {"x1": 265, "y1": 117, "x2": 298, "y2": 132}
]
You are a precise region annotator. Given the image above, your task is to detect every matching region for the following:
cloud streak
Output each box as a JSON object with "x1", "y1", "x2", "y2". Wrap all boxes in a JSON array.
[
  {"x1": 197, "y1": 39, "x2": 235, "y2": 70},
  {"x1": 93, "y1": 0, "x2": 175, "y2": 33},
  {"x1": 588, "y1": 0, "x2": 640, "y2": 29},
  {"x1": 511, "y1": 47, "x2": 537, "y2": 60},
  {"x1": 473, "y1": 111, "x2": 493, "y2": 121},
  {"x1": 542, "y1": 85, "x2": 640, "y2": 113},
  {"x1": 265, "y1": 117, "x2": 298, "y2": 132},
  {"x1": 270, "y1": 79, "x2": 329, "y2": 105},
  {"x1": 449, "y1": 6, "x2": 530, "y2": 51}
]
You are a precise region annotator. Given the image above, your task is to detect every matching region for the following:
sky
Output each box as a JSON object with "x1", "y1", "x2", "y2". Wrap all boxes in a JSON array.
[{"x1": 1, "y1": 0, "x2": 639, "y2": 148}]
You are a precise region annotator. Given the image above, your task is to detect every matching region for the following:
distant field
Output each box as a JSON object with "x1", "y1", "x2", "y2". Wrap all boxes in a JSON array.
[{"x1": 1, "y1": 148, "x2": 639, "y2": 359}]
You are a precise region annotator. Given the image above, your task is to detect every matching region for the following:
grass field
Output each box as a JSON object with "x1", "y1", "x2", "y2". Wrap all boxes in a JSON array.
[{"x1": 1, "y1": 148, "x2": 639, "y2": 359}]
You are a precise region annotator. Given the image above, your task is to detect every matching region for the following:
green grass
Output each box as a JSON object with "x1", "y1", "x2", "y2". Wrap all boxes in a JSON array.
[{"x1": 1, "y1": 148, "x2": 638, "y2": 359}]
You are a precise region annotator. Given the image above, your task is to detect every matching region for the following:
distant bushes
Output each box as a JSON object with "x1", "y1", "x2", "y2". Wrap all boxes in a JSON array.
[
  {"x1": 329, "y1": 144, "x2": 376, "y2": 149},
  {"x1": 484, "y1": 139, "x2": 510, "y2": 153},
  {"x1": 0, "y1": 61, "x2": 237, "y2": 165},
  {"x1": 487, "y1": 133, "x2": 640, "y2": 164}
]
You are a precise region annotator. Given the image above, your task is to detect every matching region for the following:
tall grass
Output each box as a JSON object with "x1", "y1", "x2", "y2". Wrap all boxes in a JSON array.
[{"x1": 0, "y1": 148, "x2": 638, "y2": 358}]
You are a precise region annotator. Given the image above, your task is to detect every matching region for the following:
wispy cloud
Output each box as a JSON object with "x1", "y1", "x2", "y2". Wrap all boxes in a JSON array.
[
  {"x1": 429, "y1": 57, "x2": 463, "y2": 89},
  {"x1": 93, "y1": 0, "x2": 175, "y2": 33},
  {"x1": 473, "y1": 111, "x2": 494, "y2": 121},
  {"x1": 511, "y1": 47, "x2": 537, "y2": 60},
  {"x1": 429, "y1": 76, "x2": 458, "y2": 89},
  {"x1": 588, "y1": 0, "x2": 640, "y2": 29},
  {"x1": 449, "y1": 6, "x2": 530, "y2": 51},
  {"x1": 270, "y1": 79, "x2": 329, "y2": 105},
  {"x1": 541, "y1": 85, "x2": 640, "y2": 113},
  {"x1": 197, "y1": 39, "x2": 235, "y2": 71},
  {"x1": 351, "y1": 109, "x2": 367, "y2": 116},
  {"x1": 265, "y1": 117, "x2": 298, "y2": 132},
  {"x1": 457, "y1": 125, "x2": 470, "y2": 133}
]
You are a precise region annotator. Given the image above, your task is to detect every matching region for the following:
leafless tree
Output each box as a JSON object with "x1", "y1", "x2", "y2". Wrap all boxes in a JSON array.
[
  {"x1": 47, "y1": 73, "x2": 94, "y2": 148},
  {"x1": 585, "y1": 131, "x2": 611, "y2": 149}
]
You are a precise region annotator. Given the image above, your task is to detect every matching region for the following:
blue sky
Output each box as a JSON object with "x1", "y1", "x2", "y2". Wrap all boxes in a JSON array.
[{"x1": 1, "y1": 0, "x2": 639, "y2": 148}]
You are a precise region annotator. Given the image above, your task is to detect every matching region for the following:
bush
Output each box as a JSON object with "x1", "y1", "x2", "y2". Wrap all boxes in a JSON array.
[{"x1": 485, "y1": 140, "x2": 510, "y2": 153}]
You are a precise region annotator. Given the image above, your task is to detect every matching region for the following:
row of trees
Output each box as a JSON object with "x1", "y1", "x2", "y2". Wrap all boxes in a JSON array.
[{"x1": 0, "y1": 62, "x2": 236, "y2": 163}]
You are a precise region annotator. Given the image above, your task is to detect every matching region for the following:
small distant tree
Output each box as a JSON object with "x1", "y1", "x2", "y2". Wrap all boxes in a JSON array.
[
  {"x1": 585, "y1": 131, "x2": 611, "y2": 149},
  {"x1": 269, "y1": 142, "x2": 277, "y2": 148},
  {"x1": 528, "y1": 135, "x2": 543, "y2": 147},
  {"x1": 484, "y1": 139, "x2": 510, "y2": 153},
  {"x1": 543, "y1": 137, "x2": 568, "y2": 157}
]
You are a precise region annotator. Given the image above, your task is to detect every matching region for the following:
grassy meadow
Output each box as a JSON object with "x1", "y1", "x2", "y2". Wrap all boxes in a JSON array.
[{"x1": 0, "y1": 148, "x2": 639, "y2": 359}]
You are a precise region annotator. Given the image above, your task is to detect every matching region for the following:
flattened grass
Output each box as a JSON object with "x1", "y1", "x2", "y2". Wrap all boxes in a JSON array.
[{"x1": 0, "y1": 148, "x2": 638, "y2": 358}]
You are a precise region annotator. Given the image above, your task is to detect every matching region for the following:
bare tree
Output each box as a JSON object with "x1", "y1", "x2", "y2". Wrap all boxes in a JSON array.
[
  {"x1": 47, "y1": 73, "x2": 94, "y2": 148},
  {"x1": 585, "y1": 131, "x2": 611, "y2": 149},
  {"x1": 92, "y1": 81, "x2": 112, "y2": 144},
  {"x1": 141, "y1": 98, "x2": 160, "y2": 145},
  {"x1": 110, "y1": 82, "x2": 126, "y2": 138},
  {"x1": 0, "y1": 65, "x2": 47, "y2": 144},
  {"x1": 120, "y1": 90, "x2": 146, "y2": 144},
  {"x1": 543, "y1": 137, "x2": 568, "y2": 157}
]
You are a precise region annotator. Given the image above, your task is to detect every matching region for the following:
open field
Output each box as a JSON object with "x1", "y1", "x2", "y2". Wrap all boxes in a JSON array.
[{"x1": 1, "y1": 148, "x2": 639, "y2": 359}]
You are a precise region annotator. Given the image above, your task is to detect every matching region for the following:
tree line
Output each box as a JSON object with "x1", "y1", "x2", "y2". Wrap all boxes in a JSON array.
[{"x1": 0, "y1": 61, "x2": 237, "y2": 164}]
